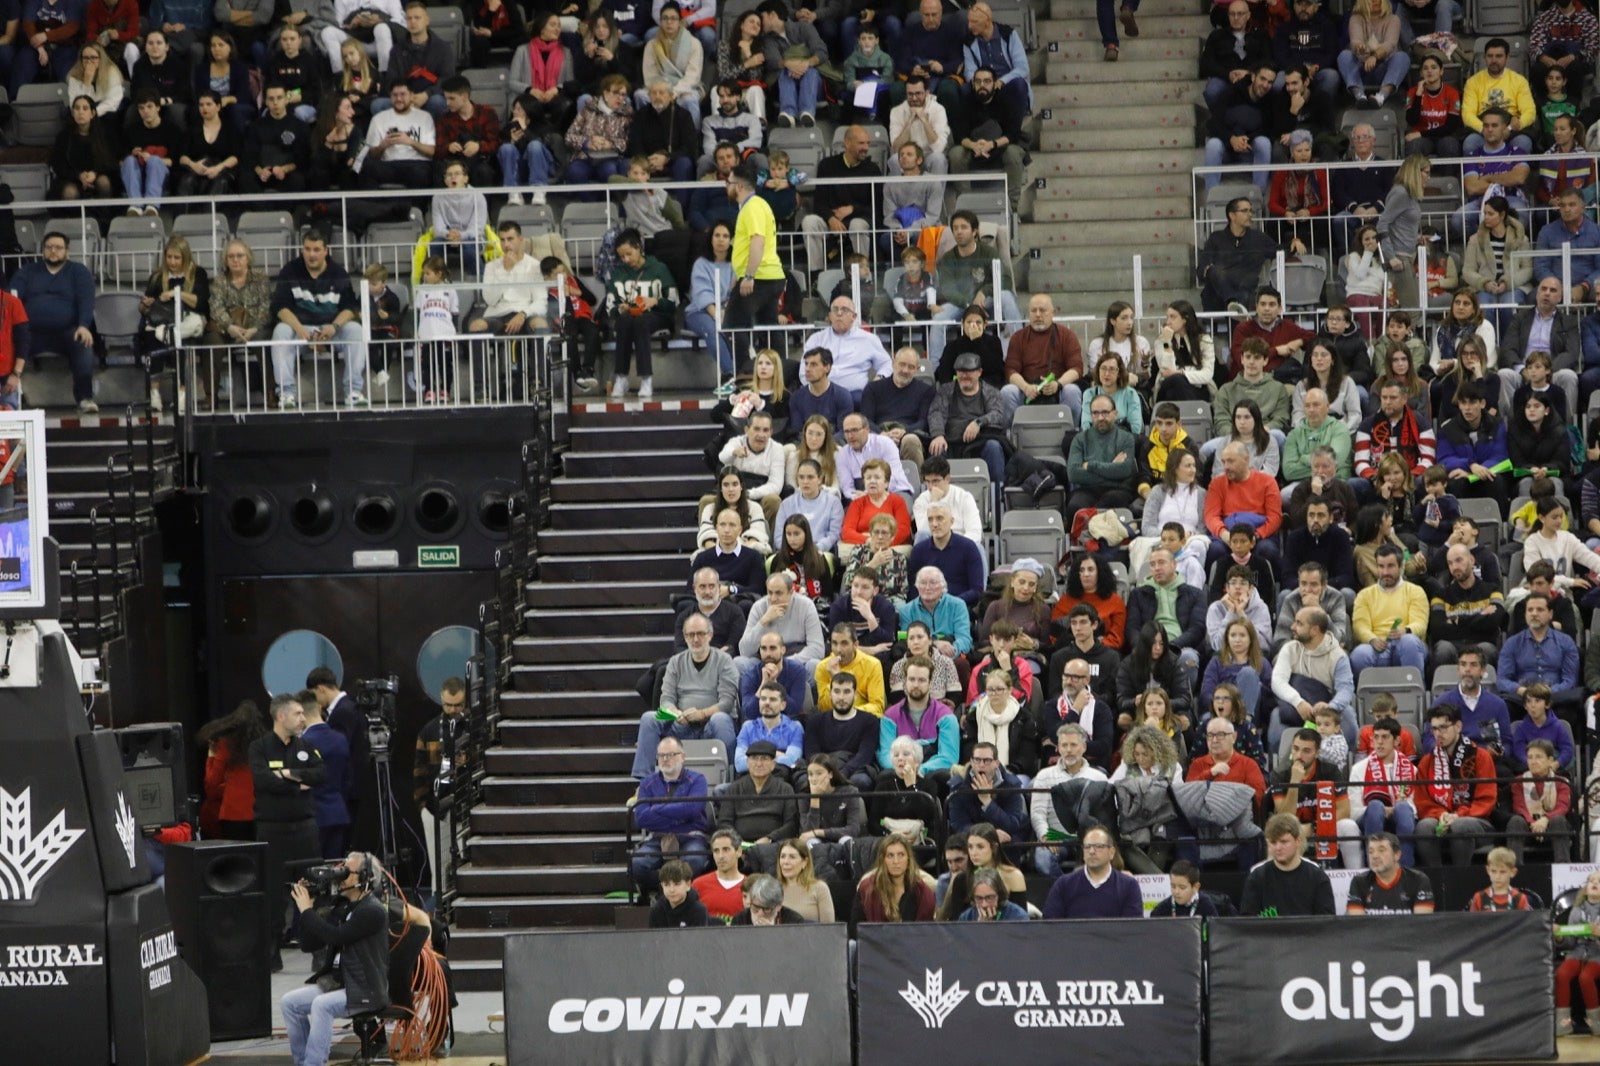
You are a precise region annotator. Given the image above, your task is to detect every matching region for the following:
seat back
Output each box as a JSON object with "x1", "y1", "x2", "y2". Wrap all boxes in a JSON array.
[
  {"x1": 0, "y1": 163, "x2": 50, "y2": 218},
  {"x1": 1172, "y1": 399, "x2": 1212, "y2": 446},
  {"x1": 1356, "y1": 666, "x2": 1426, "y2": 730},
  {"x1": 997, "y1": 510, "x2": 1067, "y2": 568},
  {"x1": 428, "y1": 5, "x2": 469, "y2": 66},
  {"x1": 1010, "y1": 404, "x2": 1073, "y2": 457},
  {"x1": 462, "y1": 66, "x2": 511, "y2": 118},
  {"x1": 558, "y1": 203, "x2": 617, "y2": 273},
  {"x1": 236, "y1": 211, "x2": 298, "y2": 277},
  {"x1": 680, "y1": 739, "x2": 731, "y2": 788},
  {"x1": 945, "y1": 457, "x2": 993, "y2": 530},
  {"x1": 105, "y1": 233, "x2": 167, "y2": 289},
  {"x1": 364, "y1": 221, "x2": 424, "y2": 282},
  {"x1": 1428, "y1": 663, "x2": 1499, "y2": 704},
  {"x1": 496, "y1": 202, "x2": 558, "y2": 237},
  {"x1": 14, "y1": 83, "x2": 67, "y2": 146},
  {"x1": 95, "y1": 291, "x2": 145, "y2": 357},
  {"x1": 43, "y1": 215, "x2": 104, "y2": 276},
  {"x1": 1455, "y1": 496, "x2": 1502, "y2": 556}
]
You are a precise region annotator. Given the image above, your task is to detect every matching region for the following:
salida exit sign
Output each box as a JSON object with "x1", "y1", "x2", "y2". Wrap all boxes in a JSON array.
[{"x1": 418, "y1": 546, "x2": 460, "y2": 569}]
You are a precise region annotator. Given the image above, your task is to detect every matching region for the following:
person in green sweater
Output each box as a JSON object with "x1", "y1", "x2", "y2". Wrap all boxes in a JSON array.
[
  {"x1": 1206, "y1": 338, "x2": 1290, "y2": 470},
  {"x1": 1281, "y1": 387, "x2": 1355, "y2": 504},
  {"x1": 843, "y1": 24, "x2": 895, "y2": 120},
  {"x1": 603, "y1": 227, "x2": 679, "y2": 400},
  {"x1": 1066, "y1": 394, "x2": 1137, "y2": 515}
]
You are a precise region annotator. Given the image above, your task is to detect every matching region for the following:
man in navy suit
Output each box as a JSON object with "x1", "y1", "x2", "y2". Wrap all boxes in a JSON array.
[
  {"x1": 298, "y1": 689, "x2": 353, "y2": 858},
  {"x1": 307, "y1": 665, "x2": 366, "y2": 821}
]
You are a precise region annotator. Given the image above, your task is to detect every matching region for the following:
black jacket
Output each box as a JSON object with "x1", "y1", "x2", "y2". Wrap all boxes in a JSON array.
[
  {"x1": 627, "y1": 101, "x2": 697, "y2": 160},
  {"x1": 300, "y1": 893, "x2": 389, "y2": 1014},
  {"x1": 248, "y1": 730, "x2": 327, "y2": 823},
  {"x1": 650, "y1": 886, "x2": 711, "y2": 927},
  {"x1": 1124, "y1": 583, "x2": 1207, "y2": 654},
  {"x1": 1200, "y1": 27, "x2": 1273, "y2": 80},
  {"x1": 1501, "y1": 307, "x2": 1583, "y2": 375}
]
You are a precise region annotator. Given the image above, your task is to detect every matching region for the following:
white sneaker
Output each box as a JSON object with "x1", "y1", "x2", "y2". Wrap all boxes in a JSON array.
[
  {"x1": 78, "y1": 399, "x2": 99, "y2": 414},
  {"x1": 530, "y1": 189, "x2": 547, "y2": 206},
  {"x1": 144, "y1": 205, "x2": 160, "y2": 217},
  {"x1": 148, "y1": 384, "x2": 163, "y2": 412},
  {"x1": 575, "y1": 376, "x2": 599, "y2": 393},
  {"x1": 279, "y1": 394, "x2": 297, "y2": 410},
  {"x1": 637, "y1": 377, "x2": 653, "y2": 399},
  {"x1": 507, "y1": 191, "x2": 525, "y2": 205},
  {"x1": 610, "y1": 376, "x2": 628, "y2": 398},
  {"x1": 347, "y1": 391, "x2": 367, "y2": 406},
  {"x1": 371, "y1": 368, "x2": 390, "y2": 390}
]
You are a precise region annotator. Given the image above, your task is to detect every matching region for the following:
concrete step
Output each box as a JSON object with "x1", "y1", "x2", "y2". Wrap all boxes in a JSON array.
[
  {"x1": 1039, "y1": 126, "x2": 1194, "y2": 152},
  {"x1": 1029, "y1": 148, "x2": 1202, "y2": 178},
  {"x1": 1050, "y1": 0, "x2": 1205, "y2": 17},
  {"x1": 562, "y1": 449, "x2": 708, "y2": 479},
  {"x1": 1042, "y1": 101, "x2": 1197, "y2": 131},
  {"x1": 523, "y1": 606, "x2": 676, "y2": 638},
  {"x1": 567, "y1": 422, "x2": 718, "y2": 451},
  {"x1": 498, "y1": 717, "x2": 641, "y2": 749},
  {"x1": 483, "y1": 745, "x2": 638, "y2": 778},
  {"x1": 1037, "y1": 13, "x2": 1211, "y2": 38},
  {"x1": 480, "y1": 774, "x2": 638, "y2": 806},
  {"x1": 539, "y1": 527, "x2": 698, "y2": 555},
  {"x1": 1026, "y1": 197, "x2": 1193, "y2": 225},
  {"x1": 548, "y1": 500, "x2": 698, "y2": 530},
  {"x1": 1018, "y1": 218, "x2": 1196, "y2": 249},
  {"x1": 1028, "y1": 171, "x2": 1195, "y2": 201},
  {"x1": 467, "y1": 832, "x2": 632, "y2": 868},
  {"x1": 512, "y1": 633, "x2": 674, "y2": 664},
  {"x1": 1034, "y1": 81, "x2": 1201, "y2": 109},
  {"x1": 1047, "y1": 36, "x2": 1201, "y2": 62},
  {"x1": 511, "y1": 662, "x2": 651, "y2": 694},
  {"x1": 525, "y1": 578, "x2": 679, "y2": 608},
  {"x1": 499, "y1": 689, "x2": 646, "y2": 720},
  {"x1": 470, "y1": 803, "x2": 633, "y2": 836},
  {"x1": 537, "y1": 552, "x2": 686, "y2": 583},
  {"x1": 451, "y1": 960, "x2": 505, "y2": 993},
  {"x1": 1045, "y1": 57, "x2": 1195, "y2": 83},
  {"x1": 1032, "y1": 245, "x2": 1193, "y2": 272},
  {"x1": 550, "y1": 475, "x2": 708, "y2": 503},
  {"x1": 1025, "y1": 264, "x2": 1196, "y2": 292},
  {"x1": 454, "y1": 861, "x2": 632, "y2": 896},
  {"x1": 452, "y1": 896, "x2": 626, "y2": 930},
  {"x1": 569, "y1": 406, "x2": 719, "y2": 429}
]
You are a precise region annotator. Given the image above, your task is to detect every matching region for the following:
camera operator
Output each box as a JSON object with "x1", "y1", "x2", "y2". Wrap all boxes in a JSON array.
[
  {"x1": 282, "y1": 853, "x2": 390, "y2": 1066},
  {"x1": 412, "y1": 676, "x2": 468, "y2": 897},
  {"x1": 250, "y1": 694, "x2": 328, "y2": 971}
]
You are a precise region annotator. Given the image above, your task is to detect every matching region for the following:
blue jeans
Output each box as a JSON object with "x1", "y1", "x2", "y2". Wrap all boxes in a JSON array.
[
  {"x1": 686, "y1": 306, "x2": 733, "y2": 373},
  {"x1": 974, "y1": 437, "x2": 1007, "y2": 484},
  {"x1": 1336, "y1": 49, "x2": 1410, "y2": 91},
  {"x1": 120, "y1": 154, "x2": 170, "y2": 208},
  {"x1": 632, "y1": 833, "x2": 711, "y2": 896},
  {"x1": 29, "y1": 327, "x2": 97, "y2": 403},
  {"x1": 8, "y1": 41, "x2": 76, "y2": 95},
  {"x1": 778, "y1": 66, "x2": 821, "y2": 118},
  {"x1": 282, "y1": 985, "x2": 348, "y2": 1066},
  {"x1": 1203, "y1": 135, "x2": 1270, "y2": 189},
  {"x1": 1097, "y1": 0, "x2": 1139, "y2": 46},
  {"x1": 498, "y1": 140, "x2": 553, "y2": 186},
  {"x1": 270, "y1": 320, "x2": 367, "y2": 401},
  {"x1": 564, "y1": 156, "x2": 627, "y2": 197},
  {"x1": 1000, "y1": 382, "x2": 1082, "y2": 425},
  {"x1": 1361, "y1": 796, "x2": 1417, "y2": 867},
  {"x1": 630, "y1": 710, "x2": 737, "y2": 778},
  {"x1": 1270, "y1": 699, "x2": 1357, "y2": 749},
  {"x1": 1348, "y1": 633, "x2": 1427, "y2": 676}
]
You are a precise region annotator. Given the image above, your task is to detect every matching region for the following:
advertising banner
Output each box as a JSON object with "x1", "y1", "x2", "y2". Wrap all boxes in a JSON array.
[
  {"x1": 856, "y1": 919, "x2": 1204, "y2": 1066},
  {"x1": 1208, "y1": 912, "x2": 1554, "y2": 1065},
  {"x1": 505, "y1": 924, "x2": 850, "y2": 1066}
]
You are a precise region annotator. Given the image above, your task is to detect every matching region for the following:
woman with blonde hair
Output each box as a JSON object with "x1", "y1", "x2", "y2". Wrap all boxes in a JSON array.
[
  {"x1": 775, "y1": 839, "x2": 835, "y2": 922},
  {"x1": 67, "y1": 42, "x2": 126, "y2": 115},
  {"x1": 338, "y1": 37, "x2": 380, "y2": 111},
  {"x1": 1337, "y1": 0, "x2": 1407, "y2": 107},
  {"x1": 140, "y1": 235, "x2": 210, "y2": 410},
  {"x1": 785, "y1": 413, "x2": 841, "y2": 491},
  {"x1": 841, "y1": 513, "x2": 909, "y2": 601},
  {"x1": 1377, "y1": 154, "x2": 1429, "y2": 309},
  {"x1": 1110, "y1": 725, "x2": 1183, "y2": 872}
]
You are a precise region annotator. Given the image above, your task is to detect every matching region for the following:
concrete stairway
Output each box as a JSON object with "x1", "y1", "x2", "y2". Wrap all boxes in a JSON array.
[
  {"x1": 1025, "y1": 0, "x2": 1208, "y2": 316},
  {"x1": 450, "y1": 406, "x2": 716, "y2": 991}
]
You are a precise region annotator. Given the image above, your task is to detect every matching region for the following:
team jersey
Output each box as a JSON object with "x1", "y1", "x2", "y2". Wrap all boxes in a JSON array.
[{"x1": 1346, "y1": 867, "x2": 1435, "y2": 914}]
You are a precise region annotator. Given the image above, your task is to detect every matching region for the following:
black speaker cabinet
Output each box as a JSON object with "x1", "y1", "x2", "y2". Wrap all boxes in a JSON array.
[
  {"x1": 198, "y1": 411, "x2": 535, "y2": 577},
  {"x1": 115, "y1": 723, "x2": 187, "y2": 828},
  {"x1": 163, "y1": 840, "x2": 271, "y2": 1040}
]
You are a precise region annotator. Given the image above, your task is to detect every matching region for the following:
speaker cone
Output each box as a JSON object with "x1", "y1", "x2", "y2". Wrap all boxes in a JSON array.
[
  {"x1": 289, "y1": 489, "x2": 337, "y2": 540},
  {"x1": 413, "y1": 485, "x2": 462, "y2": 536},
  {"x1": 225, "y1": 492, "x2": 275, "y2": 540},
  {"x1": 352, "y1": 493, "x2": 400, "y2": 539}
]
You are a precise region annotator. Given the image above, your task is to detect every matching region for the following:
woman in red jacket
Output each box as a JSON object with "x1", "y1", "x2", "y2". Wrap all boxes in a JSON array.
[
  {"x1": 196, "y1": 700, "x2": 267, "y2": 839},
  {"x1": 853, "y1": 833, "x2": 935, "y2": 922}
]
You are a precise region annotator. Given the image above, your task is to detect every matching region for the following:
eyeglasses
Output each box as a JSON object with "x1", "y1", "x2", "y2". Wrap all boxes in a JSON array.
[
  {"x1": 970, "y1": 756, "x2": 997, "y2": 765},
  {"x1": 830, "y1": 307, "x2": 856, "y2": 316},
  {"x1": 971, "y1": 892, "x2": 1000, "y2": 903},
  {"x1": 1063, "y1": 672, "x2": 1089, "y2": 680},
  {"x1": 1206, "y1": 731, "x2": 1234, "y2": 739},
  {"x1": 1082, "y1": 843, "x2": 1113, "y2": 851},
  {"x1": 657, "y1": 751, "x2": 685, "y2": 760}
]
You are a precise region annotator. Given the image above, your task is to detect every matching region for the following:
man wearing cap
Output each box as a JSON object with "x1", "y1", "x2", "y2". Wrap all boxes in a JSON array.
[
  {"x1": 929, "y1": 349, "x2": 1008, "y2": 484},
  {"x1": 718, "y1": 736, "x2": 798, "y2": 855}
]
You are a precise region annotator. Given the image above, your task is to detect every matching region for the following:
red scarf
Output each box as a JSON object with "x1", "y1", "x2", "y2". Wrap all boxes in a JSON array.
[
  {"x1": 1428, "y1": 737, "x2": 1477, "y2": 811},
  {"x1": 1368, "y1": 406, "x2": 1426, "y2": 473},
  {"x1": 526, "y1": 36, "x2": 565, "y2": 92},
  {"x1": 1312, "y1": 781, "x2": 1338, "y2": 861},
  {"x1": 1360, "y1": 753, "x2": 1416, "y2": 806}
]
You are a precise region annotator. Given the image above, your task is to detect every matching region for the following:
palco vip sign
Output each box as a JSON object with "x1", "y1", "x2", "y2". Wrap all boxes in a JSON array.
[
  {"x1": 1207, "y1": 913, "x2": 1555, "y2": 1065},
  {"x1": 504, "y1": 925, "x2": 850, "y2": 1066},
  {"x1": 856, "y1": 919, "x2": 1204, "y2": 1066}
]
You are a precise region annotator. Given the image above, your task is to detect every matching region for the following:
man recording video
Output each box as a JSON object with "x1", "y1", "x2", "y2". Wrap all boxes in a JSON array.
[
  {"x1": 281, "y1": 852, "x2": 390, "y2": 1066},
  {"x1": 250, "y1": 693, "x2": 327, "y2": 971},
  {"x1": 413, "y1": 676, "x2": 467, "y2": 897}
]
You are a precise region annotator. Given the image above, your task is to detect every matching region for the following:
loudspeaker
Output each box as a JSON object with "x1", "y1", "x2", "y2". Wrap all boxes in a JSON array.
[
  {"x1": 198, "y1": 413, "x2": 532, "y2": 577},
  {"x1": 115, "y1": 723, "x2": 188, "y2": 828},
  {"x1": 163, "y1": 840, "x2": 272, "y2": 1040}
]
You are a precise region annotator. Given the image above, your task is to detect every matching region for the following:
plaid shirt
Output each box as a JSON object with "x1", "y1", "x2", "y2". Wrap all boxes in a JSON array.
[{"x1": 436, "y1": 103, "x2": 502, "y2": 156}]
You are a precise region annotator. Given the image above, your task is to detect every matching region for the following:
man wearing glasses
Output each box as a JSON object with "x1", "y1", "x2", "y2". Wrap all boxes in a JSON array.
[
  {"x1": 730, "y1": 874, "x2": 808, "y2": 925},
  {"x1": 631, "y1": 738, "x2": 713, "y2": 898},
  {"x1": 631, "y1": 617, "x2": 738, "y2": 779},
  {"x1": 1030, "y1": 721, "x2": 1107, "y2": 876},
  {"x1": 1196, "y1": 196, "x2": 1276, "y2": 313},
  {"x1": 946, "y1": 741, "x2": 1029, "y2": 844},
  {"x1": 1041, "y1": 825, "x2": 1142, "y2": 918},
  {"x1": 1185, "y1": 719, "x2": 1266, "y2": 812},
  {"x1": 836, "y1": 411, "x2": 912, "y2": 500},
  {"x1": 1414, "y1": 704, "x2": 1499, "y2": 866},
  {"x1": 801, "y1": 297, "x2": 892, "y2": 405}
]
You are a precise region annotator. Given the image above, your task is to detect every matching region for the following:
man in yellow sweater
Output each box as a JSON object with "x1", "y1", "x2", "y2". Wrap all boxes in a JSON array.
[
  {"x1": 1461, "y1": 38, "x2": 1536, "y2": 154},
  {"x1": 1350, "y1": 544, "x2": 1430, "y2": 676},
  {"x1": 814, "y1": 623, "x2": 887, "y2": 717}
]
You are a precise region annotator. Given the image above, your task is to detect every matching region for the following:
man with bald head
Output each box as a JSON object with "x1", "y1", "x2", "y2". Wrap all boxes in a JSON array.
[
  {"x1": 1203, "y1": 441, "x2": 1283, "y2": 567},
  {"x1": 1281, "y1": 387, "x2": 1353, "y2": 506},
  {"x1": 1429, "y1": 542, "x2": 1507, "y2": 668},
  {"x1": 893, "y1": 0, "x2": 966, "y2": 109},
  {"x1": 998, "y1": 292, "x2": 1085, "y2": 424},
  {"x1": 963, "y1": 3, "x2": 1031, "y2": 113},
  {"x1": 1201, "y1": 0, "x2": 1273, "y2": 111},
  {"x1": 801, "y1": 123, "x2": 882, "y2": 274}
]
